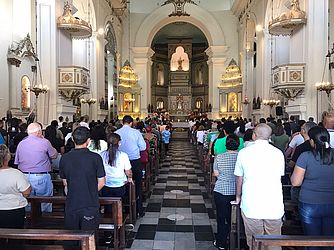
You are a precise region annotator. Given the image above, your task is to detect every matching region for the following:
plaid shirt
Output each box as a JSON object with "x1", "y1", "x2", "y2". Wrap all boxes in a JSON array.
[{"x1": 213, "y1": 151, "x2": 238, "y2": 195}]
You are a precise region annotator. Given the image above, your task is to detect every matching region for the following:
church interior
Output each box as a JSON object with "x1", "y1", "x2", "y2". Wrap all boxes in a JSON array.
[
  {"x1": 1, "y1": 0, "x2": 333, "y2": 124},
  {"x1": 1, "y1": 0, "x2": 334, "y2": 249}
]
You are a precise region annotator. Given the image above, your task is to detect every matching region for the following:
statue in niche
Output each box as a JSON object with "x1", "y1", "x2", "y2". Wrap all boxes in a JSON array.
[
  {"x1": 177, "y1": 57, "x2": 184, "y2": 71},
  {"x1": 228, "y1": 93, "x2": 237, "y2": 112}
]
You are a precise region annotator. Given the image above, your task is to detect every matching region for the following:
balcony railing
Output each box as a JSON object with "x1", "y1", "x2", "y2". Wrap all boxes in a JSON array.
[
  {"x1": 58, "y1": 66, "x2": 90, "y2": 101},
  {"x1": 272, "y1": 63, "x2": 305, "y2": 100}
]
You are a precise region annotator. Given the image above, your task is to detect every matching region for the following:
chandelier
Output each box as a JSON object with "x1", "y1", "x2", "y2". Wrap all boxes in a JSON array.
[
  {"x1": 316, "y1": 43, "x2": 334, "y2": 97},
  {"x1": 162, "y1": 0, "x2": 197, "y2": 17},
  {"x1": 263, "y1": 99, "x2": 280, "y2": 108},
  {"x1": 57, "y1": 2, "x2": 92, "y2": 39},
  {"x1": 119, "y1": 60, "x2": 139, "y2": 87}
]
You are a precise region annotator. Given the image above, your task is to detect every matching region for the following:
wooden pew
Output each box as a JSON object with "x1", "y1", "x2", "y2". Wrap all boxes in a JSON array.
[
  {"x1": 0, "y1": 228, "x2": 95, "y2": 250},
  {"x1": 252, "y1": 235, "x2": 334, "y2": 249},
  {"x1": 27, "y1": 196, "x2": 126, "y2": 250},
  {"x1": 50, "y1": 180, "x2": 136, "y2": 224}
]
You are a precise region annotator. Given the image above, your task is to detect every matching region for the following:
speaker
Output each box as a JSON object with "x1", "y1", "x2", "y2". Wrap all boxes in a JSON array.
[{"x1": 276, "y1": 106, "x2": 283, "y2": 116}]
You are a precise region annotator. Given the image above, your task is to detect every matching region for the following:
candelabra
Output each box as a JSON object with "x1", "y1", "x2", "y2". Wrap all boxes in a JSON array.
[
  {"x1": 316, "y1": 43, "x2": 334, "y2": 97},
  {"x1": 263, "y1": 99, "x2": 280, "y2": 108},
  {"x1": 80, "y1": 98, "x2": 97, "y2": 106},
  {"x1": 81, "y1": 98, "x2": 96, "y2": 119},
  {"x1": 29, "y1": 63, "x2": 49, "y2": 122}
]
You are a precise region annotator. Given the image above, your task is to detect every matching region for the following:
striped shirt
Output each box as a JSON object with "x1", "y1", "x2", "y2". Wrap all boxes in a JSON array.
[{"x1": 213, "y1": 151, "x2": 238, "y2": 195}]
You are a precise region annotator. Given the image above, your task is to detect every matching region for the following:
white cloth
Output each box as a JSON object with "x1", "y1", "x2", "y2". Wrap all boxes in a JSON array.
[
  {"x1": 79, "y1": 121, "x2": 90, "y2": 129},
  {"x1": 65, "y1": 132, "x2": 72, "y2": 145},
  {"x1": 0, "y1": 168, "x2": 30, "y2": 210},
  {"x1": 196, "y1": 130, "x2": 205, "y2": 144},
  {"x1": 288, "y1": 133, "x2": 304, "y2": 149},
  {"x1": 100, "y1": 150, "x2": 131, "y2": 188},
  {"x1": 234, "y1": 140, "x2": 285, "y2": 219},
  {"x1": 328, "y1": 129, "x2": 334, "y2": 148},
  {"x1": 88, "y1": 139, "x2": 108, "y2": 154},
  {"x1": 188, "y1": 121, "x2": 195, "y2": 129}
]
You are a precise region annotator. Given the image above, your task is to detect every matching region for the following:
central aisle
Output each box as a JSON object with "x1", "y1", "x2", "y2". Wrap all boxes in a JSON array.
[{"x1": 127, "y1": 140, "x2": 217, "y2": 250}]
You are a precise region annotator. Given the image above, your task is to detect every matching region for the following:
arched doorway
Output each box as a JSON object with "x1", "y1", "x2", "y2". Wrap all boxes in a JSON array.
[
  {"x1": 132, "y1": 4, "x2": 227, "y2": 119},
  {"x1": 150, "y1": 22, "x2": 209, "y2": 120}
]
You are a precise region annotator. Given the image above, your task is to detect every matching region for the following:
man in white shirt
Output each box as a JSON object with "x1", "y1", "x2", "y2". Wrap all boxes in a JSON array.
[
  {"x1": 323, "y1": 113, "x2": 334, "y2": 147},
  {"x1": 116, "y1": 115, "x2": 146, "y2": 217},
  {"x1": 233, "y1": 123, "x2": 284, "y2": 250}
]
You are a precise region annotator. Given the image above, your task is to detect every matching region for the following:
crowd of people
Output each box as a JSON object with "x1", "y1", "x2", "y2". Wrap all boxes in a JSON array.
[
  {"x1": 190, "y1": 113, "x2": 334, "y2": 250},
  {"x1": 0, "y1": 114, "x2": 172, "y2": 243},
  {"x1": 0, "y1": 112, "x2": 334, "y2": 249}
]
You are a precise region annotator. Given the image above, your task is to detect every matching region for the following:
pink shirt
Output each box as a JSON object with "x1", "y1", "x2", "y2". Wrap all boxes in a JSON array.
[{"x1": 15, "y1": 135, "x2": 58, "y2": 172}]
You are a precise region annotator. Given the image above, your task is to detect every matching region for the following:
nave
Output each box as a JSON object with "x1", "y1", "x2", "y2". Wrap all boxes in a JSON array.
[{"x1": 127, "y1": 140, "x2": 220, "y2": 250}]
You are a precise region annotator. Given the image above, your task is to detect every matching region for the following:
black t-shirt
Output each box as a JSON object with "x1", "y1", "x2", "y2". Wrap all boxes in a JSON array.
[
  {"x1": 59, "y1": 148, "x2": 105, "y2": 211},
  {"x1": 291, "y1": 140, "x2": 312, "y2": 163}
]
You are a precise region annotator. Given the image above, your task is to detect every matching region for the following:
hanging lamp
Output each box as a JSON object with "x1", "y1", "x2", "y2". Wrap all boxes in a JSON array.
[{"x1": 57, "y1": 2, "x2": 92, "y2": 39}]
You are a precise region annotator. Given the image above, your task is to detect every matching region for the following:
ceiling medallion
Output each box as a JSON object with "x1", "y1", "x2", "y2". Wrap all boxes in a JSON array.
[
  {"x1": 269, "y1": 0, "x2": 306, "y2": 36},
  {"x1": 162, "y1": 0, "x2": 197, "y2": 17},
  {"x1": 57, "y1": 2, "x2": 92, "y2": 39}
]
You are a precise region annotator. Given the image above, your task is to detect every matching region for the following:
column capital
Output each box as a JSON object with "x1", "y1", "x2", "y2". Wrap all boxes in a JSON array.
[
  {"x1": 205, "y1": 45, "x2": 229, "y2": 58},
  {"x1": 132, "y1": 47, "x2": 155, "y2": 59}
]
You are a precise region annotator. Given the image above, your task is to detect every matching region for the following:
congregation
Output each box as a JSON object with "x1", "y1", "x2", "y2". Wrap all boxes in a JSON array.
[{"x1": 0, "y1": 112, "x2": 334, "y2": 249}]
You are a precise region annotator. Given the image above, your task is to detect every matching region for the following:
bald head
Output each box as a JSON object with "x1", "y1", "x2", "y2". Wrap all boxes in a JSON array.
[
  {"x1": 253, "y1": 123, "x2": 272, "y2": 140},
  {"x1": 323, "y1": 113, "x2": 334, "y2": 129},
  {"x1": 27, "y1": 123, "x2": 42, "y2": 135}
]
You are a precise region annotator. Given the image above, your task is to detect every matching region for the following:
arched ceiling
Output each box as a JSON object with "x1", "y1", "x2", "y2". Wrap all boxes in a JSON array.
[
  {"x1": 152, "y1": 22, "x2": 208, "y2": 45},
  {"x1": 130, "y1": 0, "x2": 234, "y2": 14}
]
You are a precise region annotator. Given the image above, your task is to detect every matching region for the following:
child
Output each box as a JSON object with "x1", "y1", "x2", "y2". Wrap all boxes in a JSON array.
[{"x1": 161, "y1": 126, "x2": 171, "y2": 157}]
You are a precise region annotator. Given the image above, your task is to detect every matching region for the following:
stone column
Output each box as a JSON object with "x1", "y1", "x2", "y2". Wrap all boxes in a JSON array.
[
  {"x1": 205, "y1": 46, "x2": 228, "y2": 119},
  {"x1": 132, "y1": 47, "x2": 155, "y2": 118},
  {"x1": 305, "y1": 0, "x2": 329, "y2": 120},
  {"x1": 37, "y1": 0, "x2": 56, "y2": 125}
]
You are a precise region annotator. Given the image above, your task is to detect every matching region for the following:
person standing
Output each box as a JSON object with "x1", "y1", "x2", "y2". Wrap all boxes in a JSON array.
[
  {"x1": 59, "y1": 127, "x2": 106, "y2": 238},
  {"x1": 233, "y1": 124, "x2": 285, "y2": 250},
  {"x1": 213, "y1": 134, "x2": 239, "y2": 250},
  {"x1": 15, "y1": 123, "x2": 58, "y2": 212},
  {"x1": 162, "y1": 125, "x2": 171, "y2": 156},
  {"x1": 100, "y1": 133, "x2": 133, "y2": 244},
  {"x1": 291, "y1": 126, "x2": 334, "y2": 250},
  {"x1": 0, "y1": 145, "x2": 31, "y2": 228},
  {"x1": 116, "y1": 115, "x2": 146, "y2": 217}
]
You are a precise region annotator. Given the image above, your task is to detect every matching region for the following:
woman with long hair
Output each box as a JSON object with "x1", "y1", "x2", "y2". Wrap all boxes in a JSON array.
[
  {"x1": 291, "y1": 126, "x2": 334, "y2": 249},
  {"x1": 99, "y1": 133, "x2": 133, "y2": 244},
  {"x1": 88, "y1": 124, "x2": 108, "y2": 154},
  {"x1": 100, "y1": 133, "x2": 133, "y2": 203},
  {"x1": 0, "y1": 145, "x2": 31, "y2": 228}
]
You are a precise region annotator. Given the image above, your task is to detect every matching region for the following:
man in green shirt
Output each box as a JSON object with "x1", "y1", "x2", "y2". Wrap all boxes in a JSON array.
[{"x1": 214, "y1": 121, "x2": 244, "y2": 154}]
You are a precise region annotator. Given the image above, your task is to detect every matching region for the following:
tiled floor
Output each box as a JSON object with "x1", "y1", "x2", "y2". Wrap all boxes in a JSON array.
[{"x1": 126, "y1": 140, "x2": 217, "y2": 250}]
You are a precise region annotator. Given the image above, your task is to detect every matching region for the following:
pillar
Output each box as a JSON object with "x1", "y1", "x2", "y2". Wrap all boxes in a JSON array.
[
  {"x1": 132, "y1": 47, "x2": 155, "y2": 118},
  {"x1": 205, "y1": 46, "x2": 228, "y2": 119}
]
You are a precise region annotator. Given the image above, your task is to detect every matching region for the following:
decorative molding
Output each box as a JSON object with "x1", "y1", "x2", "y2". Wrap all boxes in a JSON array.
[
  {"x1": 7, "y1": 34, "x2": 38, "y2": 67},
  {"x1": 272, "y1": 63, "x2": 305, "y2": 100},
  {"x1": 58, "y1": 66, "x2": 90, "y2": 101},
  {"x1": 161, "y1": 0, "x2": 197, "y2": 17}
]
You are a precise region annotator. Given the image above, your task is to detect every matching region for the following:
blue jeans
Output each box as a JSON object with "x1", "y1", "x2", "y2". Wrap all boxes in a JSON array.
[
  {"x1": 25, "y1": 173, "x2": 53, "y2": 212},
  {"x1": 299, "y1": 202, "x2": 334, "y2": 250}
]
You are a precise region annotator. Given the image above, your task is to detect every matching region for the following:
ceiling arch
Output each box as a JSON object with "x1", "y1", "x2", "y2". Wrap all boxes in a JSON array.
[
  {"x1": 152, "y1": 22, "x2": 208, "y2": 45},
  {"x1": 134, "y1": 3, "x2": 226, "y2": 47}
]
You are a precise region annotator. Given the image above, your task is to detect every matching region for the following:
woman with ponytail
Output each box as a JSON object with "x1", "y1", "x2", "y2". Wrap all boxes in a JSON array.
[
  {"x1": 291, "y1": 126, "x2": 334, "y2": 246},
  {"x1": 0, "y1": 145, "x2": 31, "y2": 228},
  {"x1": 99, "y1": 133, "x2": 133, "y2": 209},
  {"x1": 100, "y1": 133, "x2": 132, "y2": 244}
]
